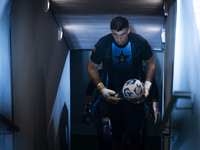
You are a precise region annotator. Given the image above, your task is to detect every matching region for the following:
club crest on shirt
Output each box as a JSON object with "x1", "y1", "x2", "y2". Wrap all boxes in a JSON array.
[
  {"x1": 93, "y1": 47, "x2": 96, "y2": 52},
  {"x1": 114, "y1": 50, "x2": 130, "y2": 65}
]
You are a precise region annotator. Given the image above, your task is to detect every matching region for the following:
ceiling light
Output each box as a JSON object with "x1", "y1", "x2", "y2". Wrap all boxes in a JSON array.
[
  {"x1": 163, "y1": 1, "x2": 168, "y2": 16},
  {"x1": 58, "y1": 27, "x2": 63, "y2": 41},
  {"x1": 44, "y1": 0, "x2": 50, "y2": 12}
]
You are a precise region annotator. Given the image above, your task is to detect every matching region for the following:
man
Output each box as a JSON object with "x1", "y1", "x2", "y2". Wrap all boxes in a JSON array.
[
  {"x1": 139, "y1": 75, "x2": 160, "y2": 150},
  {"x1": 83, "y1": 69, "x2": 112, "y2": 150},
  {"x1": 88, "y1": 16, "x2": 159, "y2": 150}
]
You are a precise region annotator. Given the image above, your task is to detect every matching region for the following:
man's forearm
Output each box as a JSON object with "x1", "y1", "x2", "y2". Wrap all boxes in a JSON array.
[
  {"x1": 145, "y1": 56, "x2": 156, "y2": 83},
  {"x1": 85, "y1": 95, "x2": 92, "y2": 104},
  {"x1": 88, "y1": 59, "x2": 101, "y2": 86},
  {"x1": 146, "y1": 64, "x2": 156, "y2": 82},
  {"x1": 89, "y1": 69, "x2": 101, "y2": 86}
]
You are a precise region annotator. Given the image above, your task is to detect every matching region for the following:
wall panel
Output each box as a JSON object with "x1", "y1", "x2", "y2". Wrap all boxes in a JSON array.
[{"x1": 11, "y1": 0, "x2": 70, "y2": 149}]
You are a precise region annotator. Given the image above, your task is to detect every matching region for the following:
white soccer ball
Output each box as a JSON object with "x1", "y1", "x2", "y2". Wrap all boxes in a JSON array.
[{"x1": 122, "y1": 79, "x2": 145, "y2": 103}]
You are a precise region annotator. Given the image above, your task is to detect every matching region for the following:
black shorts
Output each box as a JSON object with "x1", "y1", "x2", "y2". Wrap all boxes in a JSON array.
[
  {"x1": 104, "y1": 100, "x2": 146, "y2": 143},
  {"x1": 93, "y1": 99, "x2": 110, "y2": 143}
]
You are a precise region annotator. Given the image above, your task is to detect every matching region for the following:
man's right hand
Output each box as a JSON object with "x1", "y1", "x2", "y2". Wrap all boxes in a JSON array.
[
  {"x1": 82, "y1": 102, "x2": 93, "y2": 124},
  {"x1": 153, "y1": 102, "x2": 161, "y2": 124},
  {"x1": 97, "y1": 83, "x2": 121, "y2": 104}
]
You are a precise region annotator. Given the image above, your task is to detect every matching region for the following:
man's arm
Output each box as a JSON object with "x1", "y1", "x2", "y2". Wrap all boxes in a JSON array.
[
  {"x1": 88, "y1": 59, "x2": 121, "y2": 104},
  {"x1": 85, "y1": 95, "x2": 92, "y2": 103},
  {"x1": 88, "y1": 59, "x2": 101, "y2": 86},
  {"x1": 142, "y1": 55, "x2": 156, "y2": 99},
  {"x1": 145, "y1": 56, "x2": 160, "y2": 123},
  {"x1": 144, "y1": 55, "x2": 156, "y2": 83}
]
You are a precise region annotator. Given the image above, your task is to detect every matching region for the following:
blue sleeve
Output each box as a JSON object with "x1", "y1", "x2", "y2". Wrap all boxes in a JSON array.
[
  {"x1": 90, "y1": 43, "x2": 104, "y2": 64},
  {"x1": 90, "y1": 34, "x2": 112, "y2": 64}
]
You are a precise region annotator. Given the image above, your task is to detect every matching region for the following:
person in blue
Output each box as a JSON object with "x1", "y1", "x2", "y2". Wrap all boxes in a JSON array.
[
  {"x1": 83, "y1": 69, "x2": 112, "y2": 150},
  {"x1": 83, "y1": 69, "x2": 160, "y2": 150},
  {"x1": 88, "y1": 16, "x2": 160, "y2": 150},
  {"x1": 137, "y1": 70, "x2": 160, "y2": 150}
]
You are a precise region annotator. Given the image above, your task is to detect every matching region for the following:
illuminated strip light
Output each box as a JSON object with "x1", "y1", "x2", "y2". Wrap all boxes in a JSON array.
[
  {"x1": 44, "y1": 0, "x2": 50, "y2": 12},
  {"x1": 58, "y1": 27, "x2": 63, "y2": 41},
  {"x1": 193, "y1": 0, "x2": 200, "y2": 37}
]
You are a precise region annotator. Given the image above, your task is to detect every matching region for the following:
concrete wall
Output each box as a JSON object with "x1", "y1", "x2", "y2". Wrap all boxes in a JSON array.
[
  {"x1": 163, "y1": 0, "x2": 200, "y2": 149},
  {"x1": 10, "y1": 0, "x2": 70, "y2": 149},
  {"x1": 0, "y1": 0, "x2": 13, "y2": 149},
  {"x1": 170, "y1": 0, "x2": 200, "y2": 149}
]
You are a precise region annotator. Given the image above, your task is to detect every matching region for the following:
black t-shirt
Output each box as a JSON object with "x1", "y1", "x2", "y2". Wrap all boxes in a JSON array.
[{"x1": 90, "y1": 32, "x2": 153, "y2": 99}]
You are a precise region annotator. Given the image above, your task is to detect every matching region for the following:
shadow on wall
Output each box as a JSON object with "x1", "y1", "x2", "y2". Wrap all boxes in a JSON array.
[
  {"x1": 44, "y1": 103, "x2": 69, "y2": 150},
  {"x1": 59, "y1": 103, "x2": 69, "y2": 150}
]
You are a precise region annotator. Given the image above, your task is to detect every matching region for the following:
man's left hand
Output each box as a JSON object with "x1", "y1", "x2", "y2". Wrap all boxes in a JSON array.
[
  {"x1": 153, "y1": 102, "x2": 161, "y2": 124},
  {"x1": 82, "y1": 102, "x2": 93, "y2": 124},
  {"x1": 106, "y1": 93, "x2": 121, "y2": 104}
]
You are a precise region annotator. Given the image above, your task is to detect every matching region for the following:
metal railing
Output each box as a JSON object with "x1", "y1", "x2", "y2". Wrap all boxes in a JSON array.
[
  {"x1": 0, "y1": 114, "x2": 20, "y2": 134},
  {"x1": 157, "y1": 91, "x2": 192, "y2": 137}
]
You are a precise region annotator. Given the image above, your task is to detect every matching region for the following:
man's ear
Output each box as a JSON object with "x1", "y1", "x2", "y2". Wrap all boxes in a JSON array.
[
  {"x1": 110, "y1": 28, "x2": 113, "y2": 33},
  {"x1": 128, "y1": 27, "x2": 130, "y2": 34}
]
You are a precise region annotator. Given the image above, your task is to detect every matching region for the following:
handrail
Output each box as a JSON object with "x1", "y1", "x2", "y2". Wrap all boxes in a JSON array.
[
  {"x1": 0, "y1": 114, "x2": 20, "y2": 132},
  {"x1": 157, "y1": 91, "x2": 191, "y2": 136}
]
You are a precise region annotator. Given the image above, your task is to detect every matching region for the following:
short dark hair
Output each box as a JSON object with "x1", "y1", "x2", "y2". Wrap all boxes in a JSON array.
[{"x1": 110, "y1": 16, "x2": 129, "y2": 31}]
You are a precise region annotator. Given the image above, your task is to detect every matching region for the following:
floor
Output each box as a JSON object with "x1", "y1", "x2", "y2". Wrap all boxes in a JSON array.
[{"x1": 71, "y1": 134, "x2": 161, "y2": 150}]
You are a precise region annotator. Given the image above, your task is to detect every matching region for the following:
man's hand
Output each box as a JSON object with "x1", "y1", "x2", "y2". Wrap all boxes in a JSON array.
[
  {"x1": 144, "y1": 81, "x2": 152, "y2": 98},
  {"x1": 82, "y1": 102, "x2": 93, "y2": 124},
  {"x1": 106, "y1": 94, "x2": 121, "y2": 104},
  {"x1": 102, "y1": 117, "x2": 112, "y2": 141},
  {"x1": 97, "y1": 83, "x2": 121, "y2": 104},
  {"x1": 153, "y1": 102, "x2": 161, "y2": 124}
]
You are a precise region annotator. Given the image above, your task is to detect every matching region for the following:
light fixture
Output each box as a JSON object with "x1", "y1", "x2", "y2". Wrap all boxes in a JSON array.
[
  {"x1": 163, "y1": 1, "x2": 168, "y2": 16},
  {"x1": 58, "y1": 27, "x2": 63, "y2": 41},
  {"x1": 44, "y1": 0, "x2": 50, "y2": 12},
  {"x1": 161, "y1": 28, "x2": 165, "y2": 43}
]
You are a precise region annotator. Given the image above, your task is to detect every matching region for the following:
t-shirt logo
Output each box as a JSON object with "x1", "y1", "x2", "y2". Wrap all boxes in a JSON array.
[
  {"x1": 93, "y1": 47, "x2": 96, "y2": 52},
  {"x1": 114, "y1": 50, "x2": 130, "y2": 65},
  {"x1": 112, "y1": 42, "x2": 133, "y2": 99}
]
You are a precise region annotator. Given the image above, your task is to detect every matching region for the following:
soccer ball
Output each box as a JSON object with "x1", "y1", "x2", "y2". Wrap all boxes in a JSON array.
[{"x1": 122, "y1": 79, "x2": 145, "y2": 103}]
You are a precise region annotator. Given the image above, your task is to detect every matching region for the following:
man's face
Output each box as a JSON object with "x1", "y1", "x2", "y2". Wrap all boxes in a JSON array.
[{"x1": 111, "y1": 28, "x2": 130, "y2": 46}]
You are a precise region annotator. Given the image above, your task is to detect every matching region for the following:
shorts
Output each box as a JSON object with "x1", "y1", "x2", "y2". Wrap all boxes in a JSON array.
[
  {"x1": 104, "y1": 100, "x2": 146, "y2": 144},
  {"x1": 93, "y1": 99, "x2": 111, "y2": 144}
]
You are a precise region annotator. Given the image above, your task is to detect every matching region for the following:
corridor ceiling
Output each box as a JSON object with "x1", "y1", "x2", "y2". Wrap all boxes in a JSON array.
[{"x1": 50, "y1": 0, "x2": 166, "y2": 50}]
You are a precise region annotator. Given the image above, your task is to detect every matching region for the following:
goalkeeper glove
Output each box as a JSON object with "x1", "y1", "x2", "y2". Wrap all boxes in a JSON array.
[
  {"x1": 153, "y1": 102, "x2": 161, "y2": 124},
  {"x1": 97, "y1": 83, "x2": 121, "y2": 104},
  {"x1": 102, "y1": 117, "x2": 112, "y2": 142},
  {"x1": 82, "y1": 102, "x2": 93, "y2": 124},
  {"x1": 144, "y1": 81, "x2": 152, "y2": 98}
]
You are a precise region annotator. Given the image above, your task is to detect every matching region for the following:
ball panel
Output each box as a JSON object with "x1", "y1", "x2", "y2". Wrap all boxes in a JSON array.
[
  {"x1": 134, "y1": 84, "x2": 143, "y2": 95},
  {"x1": 122, "y1": 79, "x2": 145, "y2": 102},
  {"x1": 123, "y1": 87, "x2": 133, "y2": 97}
]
